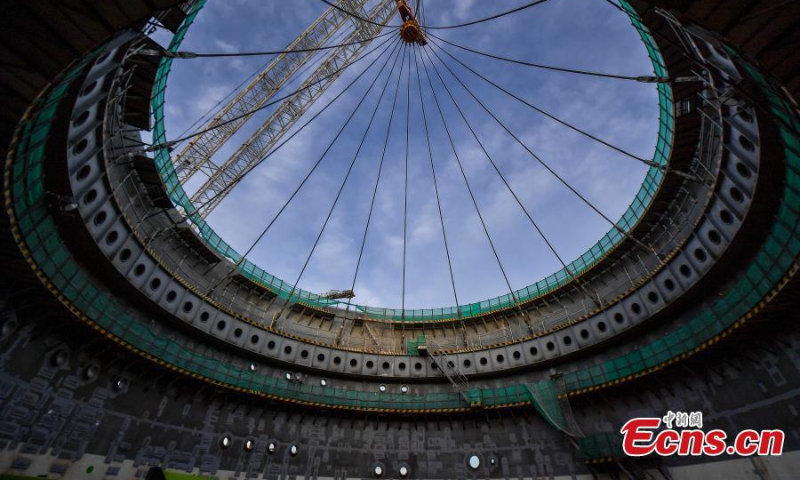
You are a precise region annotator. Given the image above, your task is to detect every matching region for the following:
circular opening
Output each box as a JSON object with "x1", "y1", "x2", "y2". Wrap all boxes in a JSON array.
[
  {"x1": 399, "y1": 466, "x2": 409, "y2": 477},
  {"x1": 382, "y1": 361, "x2": 390, "y2": 370},
  {"x1": 496, "y1": 354, "x2": 505, "y2": 363},
  {"x1": 284, "y1": 345, "x2": 292, "y2": 355},
  {"x1": 664, "y1": 278, "x2": 676, "y2": 291},
  {"x1": 379, "y1": 384, "x2": 386, "y2": 393},
  {"x1": 250, "y1": 334, "x2": 259, "y2": 344},
  {"x1": 74, "y1": 110, "x2": 90, "y2": 127},
  {"x1": 479, "y1": 357, "x2": 488, "y2": 366},
  {"x1": 431, "y1": 362, "x2": 438, "y2": 370},
  {"x1": 719, "y1": 209, "x2": 734, "y2": 225},
  {"x1": 679, "y1": 264, "x2": 692, "y2": 278},
  {"x1": 738, "y1": 109, "x2": 753, "y2": 123},
  {"x1": 245, "y1": 440, "x2": 254, "y2": 451},
  {"x1": 165, "y1": 291, "x2": 177, "y2": 302},
  {"x1": 400, "y1": 385, "x2": 409, "y2": 394},
  {"x1": 119, "y1": 249, "x2": 132, "y2": 262},
  {"x1": 398, "y1": 362, "x2": 406, "y2": 371},
  {"x1": 93, "y1": 210, "x2": 107, "y2": 226},
  {"x1": 83, "y1": 364, "x2": 99, "y2": 380},
  {"x1": 249, "y1": 363, "x2": 256, "y2": 371},
  {"x1": 563, "y1": 336, "x2": 572, "y2": 346},
  {"x1": 105, "y1": 230, "x2": 119, "y2": 245},
  {"x1": 598, "y1": 321, "x2": 607, "y2": 332},
  {"x1": 739, "y1": 135, "x2": 755, "y2": 152},
  {"x1": 647, "y1": 291, "x2": 659, "y2": 303},
  {"x1": 183, "y1": 301, "x2": 193, "y2": 313},
  {"x1": 374, "y1": 465, "x2": 383, "y2": 477},
  {"x1": 414, "y1": 362, "x2": 422, "y2": 370},
  {"x1": 366, "y1": 360, "x2": 375, "y2": 369},
  {"x1": 149, "y1": 278, "x2": 161, "y2": 291},
  {"x1": 447, "y1": 360, "x2": 455, "y2": 369},
  {"x1": 267, "y1": 340, "x2": 276, "y2": 350},
  {"x1": 513, "y1": 350, "x2": 521, "y2": 360},
  {"x1": 216, "y1": 320, "x2": 226, "y2": 331},
  {"x1": 81, "y1": 81, "x2": 97, "y2": 96},
  {"x1": 463, "y1": 359, "x2": 472, "y2": 368},
  {"x1": 83, "y1": 189, "x2": 98, "y2": 204},
  {"x1": 631, "y1": 302, "x2": 642, "y2": 314},
  {"x1": 233, "y1": 328, "x2": 242, "y2": 338},
  {"x1": 333, "y1": 356, "x2": 341, "y2": 365},
  {"x1": 707, "y1": 229, "x2": 721, "y2": 244},
  {"x1": 729, "y1": 187, "x2": 744, "y2": 203},
  {"x1": 268, "y1": 442, "x2": 276, "y2": 454},
  {"x1": 694, "y1": 248, "x2": 708, "y2": 262},
  {"x1": 301, "y1": 350, "x2": 309, "y2": 358},
  {"x1": 530, "y1": 346, "x2": 538, "y2": 356},
  {"x1": 613, "y1": 313, "x2": 624, "y2": 324},
  {"x1": 77, "y1": 164, "x2": 92, "y2": 181},
  {"x1": 133, "y1": 264, "x2": 146, "y2": 277},
  {"x1": 290, "y1": 445, "x2": 298, "y2": 456},
  {"x1": 349, "y1": 358, "x2": 358, "y2": 367},
  {"x1": 735, "y1": 162, "x2": 751, "y2": 179},
  {"x1": 320, "y1": 379, "x2": 328, "y2": 387},
  {"x1": 546, "y1": 341, "x2": 555, "y2": 351},
  {"x1": 285, "y1": 372, "x2": 292, "y2": 381},
  {"x1": 220, "y1": 436, "x2": 230, "y2": 449},
  {"x1": 317, "y1": 353, "x2": 325, "y2": 362},
  {"x1": 580, "y1": 329, "x2": 590, "y2": 339},
  {"x1": 72, "y1": 139, "x2": 88, "y2": 156},
  {"x1": 468, "y1": 455, "x2": 481, "y2": 470}
]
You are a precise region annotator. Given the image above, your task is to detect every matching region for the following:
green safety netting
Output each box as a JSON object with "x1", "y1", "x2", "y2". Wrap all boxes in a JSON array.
[
  {"x1": 526, "y1": 378, "x2": 583, "y2": 438},
  {"x1": 148, "y1": 0, "x2": 674, "y2": 322},
  {"x1": 7, "y1": 0, "x2": 799, "y2": 414}
]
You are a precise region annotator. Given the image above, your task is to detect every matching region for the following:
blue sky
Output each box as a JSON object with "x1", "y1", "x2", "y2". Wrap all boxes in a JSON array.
[{"x1": 156, "y1": 0, "x2": 659, "y2": 310}]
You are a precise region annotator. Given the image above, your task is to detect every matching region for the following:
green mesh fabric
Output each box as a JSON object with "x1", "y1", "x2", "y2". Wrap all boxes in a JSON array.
[
  {"x1": 527, "y1": 378, "x2": 583, "y2": 437},
  {"x1": 148, "y1": 0, "x2": 674, "y2": 322},
  {"x1": 6, "y1": 2, "x2": 799, "y2": 414}
]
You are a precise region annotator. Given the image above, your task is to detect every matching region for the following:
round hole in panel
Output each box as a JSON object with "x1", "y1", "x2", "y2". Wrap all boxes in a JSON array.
[
  {"x1": 233, "y1": 328, "x2": 242, "y2": 338},
  {"x1": 77, "y1": 164, "x2": 92, "y2": 181},
  {"x1": 300, "y1": 350, "x2": 309, "y2": 359},
  {"x1": 513, "y1": 350, "x2": 521, "y2": 360},
  {"x1": 105, "y1": 230, "x2": 119, "y2": 245},
  {"x1": 679, "y1": 264, "x2": 692, "y2": 278},
  {"x1": 398, "y1": 362, "x2": 406, "y2": 371},
  {"x1": 83, "y1": 189, "x2": 98, "y2": 204},
  {"x1": 250, "y1": 334, "x2": 259, "y2": 344},
  {"x1": 613, "y1": 313, "x2": 624, "y2": 324},
  {"x1": 664, "y1": 278, "x2": 676, "y2": 291},
  {"x1": 133, "y1": 264, "x2": 146, "y2": 277},
  {"x1": 119, "y1": 249, "x2": 132, "y2": 262},
  {"x1": 563, "y1": 336, "x2": 572, "y2": 346},
  {"x1": 730, "y1": 187, "x2": 744, "y2": 203},
  {"x1": 216, "y1": 320, "x2": 226, "y2": 331},
  {"x1": 598, "y1": 321, "x2": 607, "y2": 332},
  {"x1": 149, "y1": 278, "x2": 161, "y2": 291},
  {"x1": 694, "y1": 248, "x2": 708, "y2": 262},
  {"x1": 73, "y1": 110, "x2": 90, "y2": 127},
  {"x1": 183, "y1": 301, "x2": 194, "y2": 313},
  {"x1": 463, "y1": 359, "x2": 472, "y2": 368},
  {"x1": 546, "y1": 341, "x2": 555, "y2": 351},
  {"x1": 719, "y1": 209, "x2": 734, "y2": 225},
  {"x1": 707, "y1": 229, "x2": 721, "y2": 245},
  {"x1": 73, "y1": 139, "x2": 88, "y2": 156},
  {"x1": 382, "y1": 361, "x2": 390, "y2": 370},
  {"x1": 739, "y1": 135, "x2": 755, "y2": 152},
  {"x1": 93, "y1": 210, "x2": 107, "y2": 226},
  {"x1": 530, "y1": 346, "x2": 538, "y2": 355},
  {"x1": 317, "y1": 353, "x2": 325, "y2": 362},
  {"x1": 414, "y1": 362, "x2": 422, "y2": 370},
  {"x1": 735, "y1": 162, "x2": 751, "y2": 179},
  {"x1": 267, "y1": 341, "x2": 276, "y2": 350},
  {"x1": 648, "y1": 291, "x2": 659, "y2": 303},
  {"x1": 366, "y1": 360, "x2": 375, "y2": 369},
  {"x1": 165, "y1": 290, "x2": 177, "y2": 302},
  {"x1": 479, "y1": 357, "x2": 488, "y2": 366},
  {"x1": 333, "y1": 356, "x2": 341, "y2": 365},
  {"x1": 631, "y1": 303, "x2": 642, "y2": 314},
  {"x1": 284, "y1": 345, "x2": 292, "y2": 355},
  {"x1": 580, "y1": 329, "x2": 590, "y2": 339},
  {"x1": 349, "y1": 358, "x2": 358, "y2": 367}
]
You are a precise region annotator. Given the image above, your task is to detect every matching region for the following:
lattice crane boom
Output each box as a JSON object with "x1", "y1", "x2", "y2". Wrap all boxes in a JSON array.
[
  {"x1": 170, "y1": 0, "x2": 372, "y2": 183},
  {"x1": 190, "y1": 0, "x2": 396, "y2": 217}
]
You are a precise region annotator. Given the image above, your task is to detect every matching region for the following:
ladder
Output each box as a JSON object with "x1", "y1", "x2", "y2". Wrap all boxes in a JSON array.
[{"x1": 425, "y1": 340, "x2": 472, "y2": 406}]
